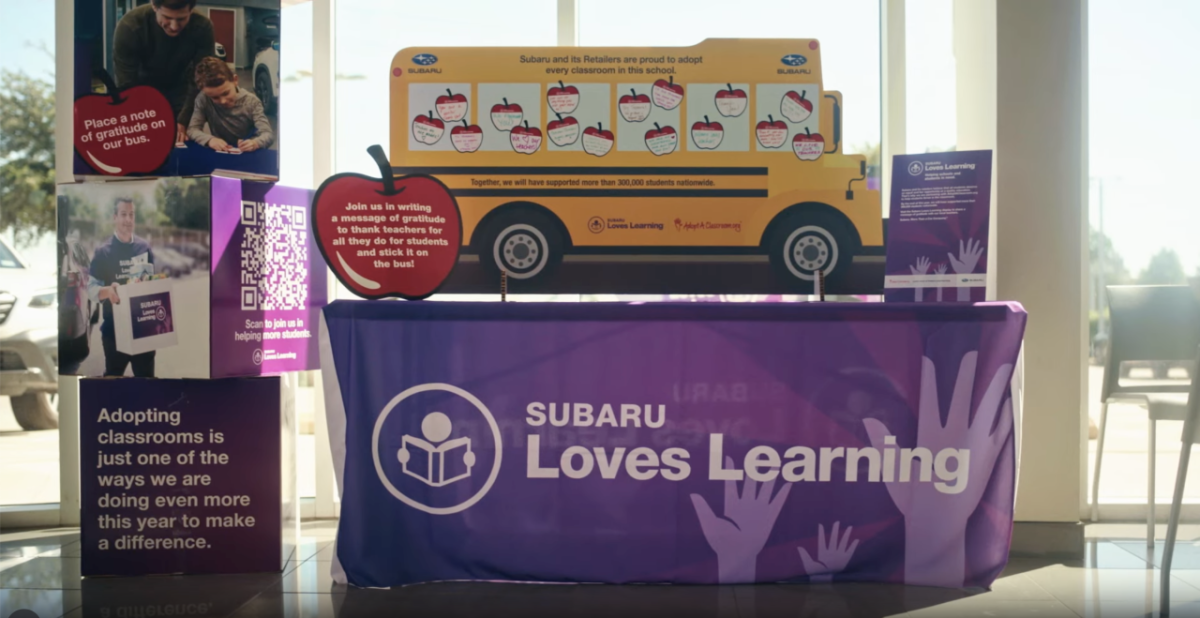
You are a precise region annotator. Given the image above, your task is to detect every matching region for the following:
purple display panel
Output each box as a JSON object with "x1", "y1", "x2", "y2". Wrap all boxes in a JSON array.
[
  {"x1": 211, "y1": 177, "x2": 327, "y2": 378},
  {"x1": 80, "y1": 377, "x2": 282, "y2": 576},
  {"x1": 884, "y1": 151, "x2": 993, "y2": 303},
  {"x1": 322, "y1": 301, "x2": 1026, "y2": 589},
  {"x1": 129, "y1": 292, "x2": 174, "y2": 339}
]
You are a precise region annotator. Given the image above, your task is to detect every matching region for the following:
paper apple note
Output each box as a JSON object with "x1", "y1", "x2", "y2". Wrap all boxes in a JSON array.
[
  {"x1": 73, "y1": 69, "x2": 176, "y2": 176},
  {"x1": 510, "y1": 121, "x2": 543, "y2": 154},
  {"x1": 490, "y1": 98, "x2": 523, "y2": 132},
  {"x1": 312, "y1": 145, "x2": 462, "y2": 300},
  {"x1": 547, "y1": 81, "x2": 580, "y2": 114},
  {"x1": 547, "y1": 113, "x2": 580, "y2": 146},
  {"x1": 690, "y1": 116, "x2": 723, "y2": 150},
  {"x1": 781, "y1": 89, "x2": 813, "y2": 123},
  {"x1": 715, "y1": 84, "x2": 747, "y2": 117},
  {"x1": 619, "y1": 89, "x2": 651, "y2": 122},
  {"x1": 450, "y1": 120, "x2": 483, "y2": 153},
  {"x1": 651, "y1": 76, "x2": 684, "y2": 110},
  {"x1": 413, "y1": 110, "x2": 445, "y2": 145},
  {"x1": 755, "y1": 115, "x2": 788, "y2": 149},
  {"x1": 644, "y1": 123, "x2": 678, "y2": 156},
  {"x1": 792, "y1": 127, "x2": 824, "y2": 161},
  {"x1": 582, "y1": 123, "x2": 614, "y2": 157},
  {"x1": 435, "y1": 89, "x2": 468, "y2": 122}
]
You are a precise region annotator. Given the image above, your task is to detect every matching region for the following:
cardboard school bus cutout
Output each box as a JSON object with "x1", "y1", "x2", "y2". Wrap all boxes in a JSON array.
[{"x1": 390, "y1": 39, "x2": 882, "y2": 286}]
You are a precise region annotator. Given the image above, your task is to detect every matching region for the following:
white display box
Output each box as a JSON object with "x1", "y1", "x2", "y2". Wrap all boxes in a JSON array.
[{"x1": 112, "y1": 278, "x2": 178, "y2": 356}]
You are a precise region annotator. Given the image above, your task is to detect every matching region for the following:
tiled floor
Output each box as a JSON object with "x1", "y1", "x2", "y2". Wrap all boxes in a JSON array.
[{"x1": 8, "y1": 522, "x2": 1200, "y2": 617}]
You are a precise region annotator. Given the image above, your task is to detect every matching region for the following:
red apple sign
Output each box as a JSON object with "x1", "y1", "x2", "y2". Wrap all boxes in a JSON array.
[
  {"x1": 450, "y1": 120, "x2": 483, "y2": 153},
  {"x1": 510, "y1": 120, "x2": 543, "y2": 154},
  {"x1": 547, "y1": 112, "x2": 580, "y2": 147},
  {"x1": 651, "y1": 76, "x2": 684, "y2": 110},
  {"x1": 792, "y1": 127, "x2": 824, "y2": 161},
  {"x1": 755, "y1": 115, "x2": 788, "y2": 149},
  {"x1": 618, "y1": 88, "x2": 651, "y2": 122},
  {"x1": 490, "y1": 98, "x2": 523, "y2": 132},
  {"x1": 547, "y1": 81, "x2": 580, "y2": 114},
  {"x1": 74, "y1": 70, "x2": 175, "y2": 176},
  {"x1": 311, "y1": 145, "x2": 462, "y2": 300},
  {"x1": 412, "y1": 110, "x2": 445, "y2": 145},
  {"x1": 435, "y1": 89, "x2": 468, "y2": 122},
  {"x1": 582, "y1": 122, "x2": 614, "y2": 157},
  {"x1": 781, "y1": 89, "x2": 813, "y2": 123},
  {"x1": 714, "y1": 83, "x2": 747, "y2": 117},
  {"x1": 691, "y1": 115, "x2": 723, "y2": 150},
  {"x1": 644, "y1": 122, "x2": 678, "y2": 156}
]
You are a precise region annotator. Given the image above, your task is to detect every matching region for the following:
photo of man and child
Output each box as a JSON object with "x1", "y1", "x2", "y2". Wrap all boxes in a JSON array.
[{"x1": 75, "y1": 0, "x2": 281, "y2": 176}]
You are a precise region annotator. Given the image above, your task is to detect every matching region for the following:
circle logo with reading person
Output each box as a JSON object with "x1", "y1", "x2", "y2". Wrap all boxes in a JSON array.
[
  {"x1": 908, "y1": 160, "x2": 924, "y2": 176},
  {"x1": 156, "y1": 306, "x2": 167, "y2": 321},
  {"x1": 252, "y1": 349, "x2": 263, "y2": 366},
  {"x1": 588, "y1": 217, "x2": 605, "y2": 234},
  {"x1": 373, "y1": 383, "x2": 501, "y2": 515}
]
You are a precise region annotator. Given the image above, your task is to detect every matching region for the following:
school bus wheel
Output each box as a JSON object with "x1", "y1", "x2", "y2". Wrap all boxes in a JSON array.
[
  {"x1": 766, "y1": 210, "x2": 857, "y2": 284},
  {"x1": 478, "y1": 208, "x2": 566, "y2": 281}
]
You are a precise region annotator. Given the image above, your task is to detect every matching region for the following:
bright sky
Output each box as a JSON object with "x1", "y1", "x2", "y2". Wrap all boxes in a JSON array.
[{"x1": 2, "y1": 0, "x2": 1196, "y2": 277}]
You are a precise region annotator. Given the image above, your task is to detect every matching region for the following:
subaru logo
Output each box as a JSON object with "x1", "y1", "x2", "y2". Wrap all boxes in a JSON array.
[
  {"x1": 781, "y1": 54, "x2": 807, "y2": 67},
  {"x1": 412, "y1": 54, "x2": 438, "y2": 66}
]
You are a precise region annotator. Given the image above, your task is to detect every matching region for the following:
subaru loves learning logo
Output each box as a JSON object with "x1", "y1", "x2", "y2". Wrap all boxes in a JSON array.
[
  {"x1": 412, "y1": 54, "x2": 438, "y2": 66},
  {"x1": 908, "y1": 161, "x2": 924, "y2": 176},
  {"x1": 373, "y1": 383, "x2": 502, "y2": 515},
  {"x1": 781, "y1": 54, "x2": 808, "y2": 67}
]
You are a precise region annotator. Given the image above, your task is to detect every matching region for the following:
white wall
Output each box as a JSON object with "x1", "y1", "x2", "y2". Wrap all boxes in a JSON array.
[{"x1": 956, "y1": 0, "x2": 1087, "y2": 522}]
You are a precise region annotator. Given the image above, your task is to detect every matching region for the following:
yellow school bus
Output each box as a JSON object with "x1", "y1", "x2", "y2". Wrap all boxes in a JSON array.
[{"x1": 389, "y1": 39, "x2": 881, "y2": 284}]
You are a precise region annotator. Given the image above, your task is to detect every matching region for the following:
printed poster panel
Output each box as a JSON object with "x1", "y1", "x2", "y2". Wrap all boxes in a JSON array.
[
  {"x1": 58, "y1": 175, "x2": 326, "y2": 378},
  {"x1": 80, "y1": 377, "x2": 282, "y2": 576},
  {"x1": 884, "y1": 151, "x2": 993, "y2": 303},
  {"x1": 211, "y1": 177, "x2": 327, "y2": 377},
  {"x1": 386, "y1": 40, "x2": 882, "y2": 294},
  {"x1": 73, "y1": 0, "x2": 282, "y2": 178},
  {"x1": 58, "y1": 178, "x2": 212, "y2": 379}
]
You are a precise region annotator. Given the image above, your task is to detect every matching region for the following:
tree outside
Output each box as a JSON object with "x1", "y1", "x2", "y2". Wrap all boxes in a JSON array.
[
  {"x1": 1138, "y1": 248, "x2": 1187, "y2": 285},
  {"x1": 0, "y1": 69, "x2": 56, "y2": 248}
]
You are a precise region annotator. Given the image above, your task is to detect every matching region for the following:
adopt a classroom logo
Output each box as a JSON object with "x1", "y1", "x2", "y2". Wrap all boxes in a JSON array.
[{"x1": 373, "y1": 384, "x2": 502, "y2": 515}]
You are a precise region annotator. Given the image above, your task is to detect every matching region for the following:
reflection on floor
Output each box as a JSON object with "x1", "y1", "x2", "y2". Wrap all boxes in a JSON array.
[{"x1": 8, "y1": 522, "x2": 1200, "y2": 617}]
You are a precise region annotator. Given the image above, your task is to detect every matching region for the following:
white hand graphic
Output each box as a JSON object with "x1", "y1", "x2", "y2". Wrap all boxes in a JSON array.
[
  {"x1": 947, "y1": 239, "x2": 983, "y2": 301},
  {"x1": 862, "y1": 352, "x2": 1014, "y2": 587},
  {"x1": 910, "y1": 256, "x2": 931, "y2": 302},
  {"x1": 797, "y1": 521, "x2": 860, "y2": 583},
  {"x1": 691, "y1": 456, "x2": 792, "y2": 583},
  {"x1": 934, "y1": 263, "x2": 947, "y2": 302}
]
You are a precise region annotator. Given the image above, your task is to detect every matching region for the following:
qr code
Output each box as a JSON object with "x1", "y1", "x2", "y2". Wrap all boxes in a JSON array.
[{"x1": 240, "y1": 200, "x2": 309, "y2": 311}]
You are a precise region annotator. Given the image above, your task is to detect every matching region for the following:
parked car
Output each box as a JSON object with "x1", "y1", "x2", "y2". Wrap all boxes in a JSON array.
[
  {"x1": 167, "y1": 241, "x2": 210, "y2": 262},
  {"x1": 0, "y1": 237, "x2": 59, "y2": 430},
  {"x1": 153, "y1": 246, "x2": 194, "y2": 277},
  {"x1": 253, "y1": 39, "x2": 280, "y2": 116}
]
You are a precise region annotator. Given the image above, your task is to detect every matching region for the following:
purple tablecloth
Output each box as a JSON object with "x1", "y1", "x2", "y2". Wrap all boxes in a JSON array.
[{"x1": 320, "y1": 301, "x2": 1026, "y2": 589}]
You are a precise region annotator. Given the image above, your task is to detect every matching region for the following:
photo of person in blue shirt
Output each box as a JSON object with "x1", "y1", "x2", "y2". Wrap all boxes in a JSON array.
[{"x1": 88, "y1": 198, "x2": 157, "y2": 377}]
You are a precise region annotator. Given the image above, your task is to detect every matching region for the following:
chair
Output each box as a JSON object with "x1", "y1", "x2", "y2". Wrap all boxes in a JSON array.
[
  {"x1": 1090, "y1": 286, "x2": 1200, "y2": 547},
  {"x1": 1160, "y1": 344, "x2": 1200, "y2": 617}
]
